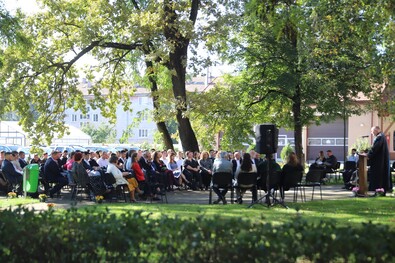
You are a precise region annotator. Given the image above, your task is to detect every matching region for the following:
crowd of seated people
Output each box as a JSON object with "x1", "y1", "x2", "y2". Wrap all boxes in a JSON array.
[
  {"x1": 0, "y1": 146, "x2": 321, "y2": 205},
  {"x1": 307, "y1": 149, "x2": 338, "y2": 182}
]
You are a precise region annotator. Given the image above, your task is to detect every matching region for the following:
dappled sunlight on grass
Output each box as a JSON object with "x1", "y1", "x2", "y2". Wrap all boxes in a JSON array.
[
  {"x1": 77, "y1": 197, "x2": 395, "y2": 227},
  {"x1": 0, "y1": 197, "x2": 39, "y2": 208}
]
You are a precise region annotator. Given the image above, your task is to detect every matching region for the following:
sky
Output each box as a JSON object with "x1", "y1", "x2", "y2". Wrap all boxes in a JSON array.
[{"x1": 3, "y1": 0, "x2": 39, "y2": 14}]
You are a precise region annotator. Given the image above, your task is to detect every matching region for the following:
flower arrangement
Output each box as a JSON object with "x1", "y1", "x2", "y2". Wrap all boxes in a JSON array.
[
  {"x1": 95, "y1": 195, "x2": 104, "y2": 204},
  {"x1": 39, "y1": 194, "x2": 47, "y2": 202},
  {"x1": 7, "y1": 192, "x2": 17, "y2": 199},
  {"x1": 47, "y1": 203, "x2": 55, "y2": 209},
  {"x1": 375, "y1": 188, "x2": 385, "y2": 196},
  {"x1": 351, "y1": 187, "x2": 359, "y2": 197}
]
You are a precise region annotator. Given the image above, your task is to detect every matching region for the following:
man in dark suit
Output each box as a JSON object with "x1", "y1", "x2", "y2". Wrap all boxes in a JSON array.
[
  {"x1": 44, "y1": 150, "x2": 68, "y2": 198},
  {"x1": 89, "y1": 151, "x2": 100, "y2": 168},
  {"x1": 232, "y1": 151, "x2": 242, "y2": 174},
  {"x1": 1, "y1": 152, "x2": 23, "y2": 193},
  {"x1": 18, "y1": 151, "x2": 28, "y2": 169}
]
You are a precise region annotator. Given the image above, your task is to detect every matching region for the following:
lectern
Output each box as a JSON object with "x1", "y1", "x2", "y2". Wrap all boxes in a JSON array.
[{"x1": 357, "y1": 154, "x2": 368, "y2": 196}]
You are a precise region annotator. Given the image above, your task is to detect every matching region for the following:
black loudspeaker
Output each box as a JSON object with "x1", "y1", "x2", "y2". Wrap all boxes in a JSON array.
[{"x1": 255, "y1": 124, "x2": 279, "y2": 154}]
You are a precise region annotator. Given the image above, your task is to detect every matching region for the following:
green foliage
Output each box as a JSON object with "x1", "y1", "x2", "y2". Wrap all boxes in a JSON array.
[
  {"x1": 138, "y1": 141, "x2": 151, "y2": 151},
  {"x1": 81, "y1": 122, "x2": 116, "y2": 144},
  {"x1": 351, "y1": 138, "x2": 371, "y2": 153},
  {"x1": 280, "y1": 143, "x2": 294, "y2": 163},
  {"x1": 203, "y1": 0, "x2": 394, "y2": 160},
  {"x1": 0, "y1": 206, "x2": 394, "y2": 262}
]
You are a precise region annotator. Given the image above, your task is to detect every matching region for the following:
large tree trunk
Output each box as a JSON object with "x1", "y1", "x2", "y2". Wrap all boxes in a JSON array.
[
  {"x1": 293, "y1": 84, "x2": 304, "y2": 164},
  {"x1": 163, "y1": 0, "x2": 200, "y2": 152},
  {"x1": 169, "y1": 46, "x2": 199, "y2": 152},
  {"x1": 145, "y1": 60, "x2": 174, "y2": 151}
]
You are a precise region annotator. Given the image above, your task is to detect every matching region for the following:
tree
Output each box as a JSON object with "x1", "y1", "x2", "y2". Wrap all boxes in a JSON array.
[
  {"x1": 81, "y1": 122, "x2": 116, "y2": 144},
  {"x1": 0, "y1": 0, "x2": 208, "y2": 150},
  {"x1": 203, "y1": 0, "x2": 393, "y2": 160}
]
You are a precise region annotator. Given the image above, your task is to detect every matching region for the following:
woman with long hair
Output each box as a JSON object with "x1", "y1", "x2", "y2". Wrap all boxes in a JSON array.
[
  {"x1": 199, "y1": 151, "x2": 212, "y2": 190},
  {"x1": 167, "y1": 152, "x2": 186, "y2": 188},
  {"x1": 235, "y1": 153, "x2": 257, "y2": 204},
  {"x1": 281, "y1": 152, "x2": 304, "y2": 199},
  {"x1": 152, "y1": 151, "x2": 175, "y2": 191}
]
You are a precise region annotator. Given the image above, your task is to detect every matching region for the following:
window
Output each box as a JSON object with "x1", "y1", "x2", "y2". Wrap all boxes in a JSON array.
[
  {"x1": 93, "y1": 114, "x2": 98, "y2": 122},
  {"x1": 138, "y1": 97, "x2": 143, "y2": 105},
  {"x1": 322, "y1": 139, "x2": 335, "y2": 145},
  {"x1": 308, "y1": 137, "x2": 348, "y2": 146},
  {"x1": 71, "y1": 114, "x2": 77, "y2": 122},
  {"x1": 308, "y1": 138, "x2": 321, "y2": 146},
  {"x1": 80, "y1": 114, "x2": 90, "y2": 120},
  {"x1": 139, "y1": 129, "x2": 148, "y2": 138}
]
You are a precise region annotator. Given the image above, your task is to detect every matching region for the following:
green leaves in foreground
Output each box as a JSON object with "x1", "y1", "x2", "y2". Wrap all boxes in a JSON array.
[{"x1": 0, "y1": 206, "x2": 394, "y2": 262}]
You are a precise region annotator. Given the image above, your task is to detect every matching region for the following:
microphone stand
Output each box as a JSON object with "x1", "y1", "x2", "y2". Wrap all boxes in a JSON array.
[{"x1": 248, "y1": 154, "x2": 288, "y2": 209}]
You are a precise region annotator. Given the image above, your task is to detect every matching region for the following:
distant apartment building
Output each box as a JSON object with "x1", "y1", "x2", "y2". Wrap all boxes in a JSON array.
[{"x1": 64, "y1": 76, "x2": 216, "y2": 145}]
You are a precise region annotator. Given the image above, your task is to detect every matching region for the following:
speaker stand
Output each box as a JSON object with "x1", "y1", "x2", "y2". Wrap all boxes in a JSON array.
[{"x1": 248, "y1": 154, "x2": 288, "y2": 209}]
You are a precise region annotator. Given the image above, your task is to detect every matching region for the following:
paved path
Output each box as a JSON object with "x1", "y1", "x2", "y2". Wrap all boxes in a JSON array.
[{"x1": 1, "y1": 184, "x2": 365, "y2": 212}]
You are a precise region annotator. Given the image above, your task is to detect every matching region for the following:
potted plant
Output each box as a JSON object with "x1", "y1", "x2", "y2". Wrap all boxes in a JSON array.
[
  {"x1": 95, "y1": 195, "x2": 104, "y2": 204},
  {"x1": 7, "y1": 192, "x2": 17, "y2": 199},
  {"x1": 39, "y1": 194, "x2": 47, "y2": 202},
  {"x1": 375, "y1": 188, "x2": 385, "y2": 197}
]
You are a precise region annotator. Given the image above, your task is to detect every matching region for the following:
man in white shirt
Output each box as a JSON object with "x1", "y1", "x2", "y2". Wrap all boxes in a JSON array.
[
  {"x1": 97, "y1": 151, "x2": 109, "y2": 168},
  {"x1": 347, "y1": 148, "x2": 359, "y2": 163}
]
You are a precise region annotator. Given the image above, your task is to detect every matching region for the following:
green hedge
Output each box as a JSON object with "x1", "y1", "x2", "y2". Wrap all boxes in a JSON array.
[{"x1": 0, "y1": 207, "x2": 393, "y2": 262}]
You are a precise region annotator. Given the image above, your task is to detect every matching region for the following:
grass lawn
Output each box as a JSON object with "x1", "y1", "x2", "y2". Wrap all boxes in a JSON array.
[
  {"x1": 0, "y1": 197, "x2": 39, "y2": 208},
  {"x1": 1, "y1": 194, "x2": 394, "y2": 227},
  {"x1": 77, "y1": 197, "x2": 395, "y2": 227}
]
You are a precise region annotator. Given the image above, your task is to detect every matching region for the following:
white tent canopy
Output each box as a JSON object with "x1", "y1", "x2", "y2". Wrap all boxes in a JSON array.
[{"x1": 0, "y1": 121, "x2": 91, "y2": 146}]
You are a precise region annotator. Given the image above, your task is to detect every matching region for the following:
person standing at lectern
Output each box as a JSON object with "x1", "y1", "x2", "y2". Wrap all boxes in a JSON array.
[{"x1": 367, "y1": 126, "x2": 392, "y2": 193}]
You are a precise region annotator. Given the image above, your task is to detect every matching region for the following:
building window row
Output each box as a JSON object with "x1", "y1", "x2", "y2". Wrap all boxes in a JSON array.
[
  {"x1": 139, "y1": 129, "x2": 148, "y2": 138},
  {"x1": 278, "y1": 136, "x2": 347, "y2": 147},
  {"x1": 71, "y1": 114, "x2": 99, "y2": 122},
  {"x1": 308, "y1": 138, "x2": 347, "y2": 146}
]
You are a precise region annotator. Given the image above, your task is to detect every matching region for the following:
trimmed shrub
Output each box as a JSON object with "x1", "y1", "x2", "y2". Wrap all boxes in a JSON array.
[{"x1": 0, "y1": 207, "x2": 394, "y2": 262}]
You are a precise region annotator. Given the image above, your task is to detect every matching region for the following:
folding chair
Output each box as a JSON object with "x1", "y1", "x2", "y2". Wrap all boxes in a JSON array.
[
  {"x1": 303, "y1": 169, "x2": 324, "y2": 201},
  {"x1": 209, "y1": 172, "x2": 234, "y2": 204},
  {"x1": 281, "y1": 170, "x2": 304, "y2": 202}
]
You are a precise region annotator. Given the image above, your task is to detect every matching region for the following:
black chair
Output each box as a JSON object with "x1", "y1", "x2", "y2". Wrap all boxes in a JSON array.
[
  {"x1": 146, "y1": 171, "x2": 168, "y2": 204},
  {"x1": 341, "y1": 161, "x2": 357, "y2": 185},
  {"x1": 327, "y1": 162, "x2": 341, "y2": 182},
  {"x1": 103, "y1": 172, "x2": 129, "y2": 203},
  {"x1": 209, "y1": 172, "x2": 234, "y2": 204},
  {"x1": 303, "y1": 169, "x2": 324, "y2": 201},
  {"x1": 236, "y1": 172, "x2": 258, "y2": 204},
  {"x1": 281, "y1": 170, "x2": 304, "y2": 202}
]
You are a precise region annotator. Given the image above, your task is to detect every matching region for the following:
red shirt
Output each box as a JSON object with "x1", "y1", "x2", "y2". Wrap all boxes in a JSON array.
[{"x1": 132, "y1": 162, "x2": 145, "y2": 181}]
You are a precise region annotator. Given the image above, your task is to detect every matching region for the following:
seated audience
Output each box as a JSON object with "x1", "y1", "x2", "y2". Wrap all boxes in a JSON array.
[
  {"x1": 212, "y1": 151, "x2": 233, "y2": 204},
  {"x1": 97, "y1": 151, "x2": 109, "y2": 168},
  {"x1": 183, "y1": 151, "x2": 202, "y2": 190},
  {"x1": 152, "y1": 151, "x2": 175, "y2": 191},
  {"x1": 18, "y1": 151, "x2": 28, "y2": 169},
  {"x1": 44, "y1": 151, "x2": 68, "y2": 198},
  {"x1": 235, "y1": 153, "x2": 257, "y2": 204},
  {"x1": 1, "y1": 152, "x2": 23, "y2": 193},
  {"x1": 281, "y1": 152, "x2": 304, "y2": 199},
  {"x1": 198, "y1": 151, "x2": 213, "y2": 190},
  {"x1": 107, "y1": 155, "x2": 142, "y2": 203}
]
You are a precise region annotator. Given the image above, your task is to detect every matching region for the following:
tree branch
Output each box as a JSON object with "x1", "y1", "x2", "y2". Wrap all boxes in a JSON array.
[
  {"x1": 248, "y1": 88, "x2": 292, "y2": 108},
  {"x1": 190, "y1": 0, "x2": 199, "y2": 25},
  {"x1": 98, "y1": 42, "x2": 143, "y2": 50},
  {"x1": 131, "y1": 0, "x2": 140, "y2": 10}
]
